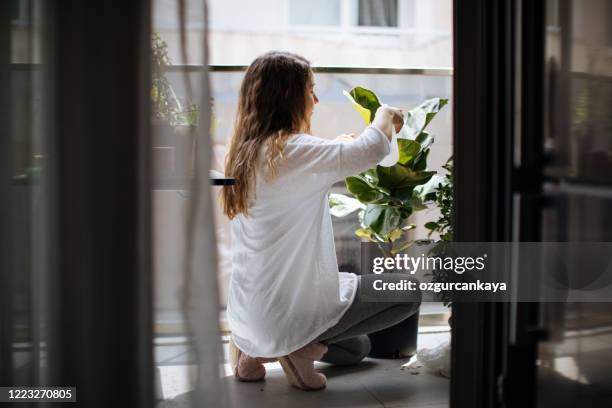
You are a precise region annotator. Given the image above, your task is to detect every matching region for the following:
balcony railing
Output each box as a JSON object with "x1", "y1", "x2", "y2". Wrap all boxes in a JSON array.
[{"x1": 169, "y1": 64, "x2": 453, "y2": 75}]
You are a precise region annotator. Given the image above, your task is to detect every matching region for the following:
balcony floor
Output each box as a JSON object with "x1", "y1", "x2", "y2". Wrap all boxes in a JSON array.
[{"x1": 156, "y1": 330, "x2": 450, "y2": 408}]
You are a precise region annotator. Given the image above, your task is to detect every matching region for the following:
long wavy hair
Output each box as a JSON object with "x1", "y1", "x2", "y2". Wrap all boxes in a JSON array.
[{"x1": 222, "y1": 51, "x2": 313, "y2": 219}]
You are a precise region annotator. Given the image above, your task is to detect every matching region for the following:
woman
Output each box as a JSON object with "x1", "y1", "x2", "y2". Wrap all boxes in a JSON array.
[{"x1": 222, "y1": 51, "x2": 421, "y2": 391}]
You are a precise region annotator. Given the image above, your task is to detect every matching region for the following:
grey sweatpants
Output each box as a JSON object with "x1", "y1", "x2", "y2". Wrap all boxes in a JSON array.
[{"x1": 315, "y1": 274, "x2": 421, "y2": 365}]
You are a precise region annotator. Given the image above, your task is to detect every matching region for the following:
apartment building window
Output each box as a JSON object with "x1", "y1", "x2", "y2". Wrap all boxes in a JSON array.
[
  {"x1": 288, "y1": 0, "x2": 341, "y2": 26},
  {"x1": 358, "y1": 0, "x2": 398, "y2": 27},
  {"x1": 288, "y1": 0, "x2": 415, "y2": 31}
]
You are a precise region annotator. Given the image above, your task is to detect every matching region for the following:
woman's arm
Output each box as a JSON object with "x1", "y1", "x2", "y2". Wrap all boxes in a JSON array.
[{"x1": 284, "y1": 106, "x2": 404, "y2": 185}]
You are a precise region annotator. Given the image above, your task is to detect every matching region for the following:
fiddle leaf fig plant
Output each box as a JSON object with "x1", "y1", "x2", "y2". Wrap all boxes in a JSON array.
[{"x1": 330, "y1": 86, "x2": 448, "y2": 254}]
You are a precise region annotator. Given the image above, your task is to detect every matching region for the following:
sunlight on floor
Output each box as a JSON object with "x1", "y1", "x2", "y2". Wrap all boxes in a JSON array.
[{"x1": 155, "y1": 328, "x2": 451, "y2": 407}]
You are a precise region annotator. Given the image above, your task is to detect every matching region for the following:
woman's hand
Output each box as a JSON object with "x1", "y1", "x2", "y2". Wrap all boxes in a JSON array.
[
  {"x1": 335, "y1": 133, "x2": 356, "y2": 142},
  {"x1": 372, "y1": 104, "x2": 404, "y2": 140}
]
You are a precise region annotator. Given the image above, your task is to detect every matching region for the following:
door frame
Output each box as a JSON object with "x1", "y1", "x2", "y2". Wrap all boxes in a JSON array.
[{"x1": 451, "y1": 0, "x2": 545, "y2": 407}]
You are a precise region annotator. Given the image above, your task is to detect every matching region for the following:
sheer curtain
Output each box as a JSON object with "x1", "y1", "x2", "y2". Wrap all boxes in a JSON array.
[
  {"x1": 153, "y1": 0, "x2": 228, "y2": 406},
  {"x1": 180, "y1": 0, "x2": 228, "y2": 406}
]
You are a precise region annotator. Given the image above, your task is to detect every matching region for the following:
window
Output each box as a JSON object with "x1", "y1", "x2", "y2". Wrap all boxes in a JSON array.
[
  {"x1": 358, "y1": 0, "x2": 398, "y2": 27},
  {"x1": 288, "y1": 0, "x2": 341, "y2": 26},
  {"x1": 287, "y1": 0, "x2": 417, "y2": 32}
]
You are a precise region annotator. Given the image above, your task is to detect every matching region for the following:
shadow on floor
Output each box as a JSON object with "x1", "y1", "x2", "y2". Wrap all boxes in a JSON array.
[
  {"x1": 156, "y1": 331, "x2": 451, "y2": 408},
  {"x1": 223, "y1": 356, "x2": 449, "y2": 408}
]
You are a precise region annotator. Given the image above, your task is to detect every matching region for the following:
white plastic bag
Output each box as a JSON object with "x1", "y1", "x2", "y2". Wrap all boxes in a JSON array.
[{"x1": 416, "y1": 339, "x2": 451, "y2": 378}]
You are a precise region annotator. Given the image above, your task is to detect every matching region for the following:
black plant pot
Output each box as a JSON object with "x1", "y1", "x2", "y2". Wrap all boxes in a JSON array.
[
  {"x1": 360, "y1": 241, "x2": 421, "y2": 359},
  {"x1": 367, "y1": 310, "x2": 420, "y2": 359},
  {"x1": 152, "y1": 123, "x2": 195, "y2": 189}
]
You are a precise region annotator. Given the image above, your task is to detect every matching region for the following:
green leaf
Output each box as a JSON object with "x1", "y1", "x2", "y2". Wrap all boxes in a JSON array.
[
  {"x1": 396, "y1": 171, "x2": 435, "y2": 199},
  {"x1": 361, "y1": 168, "x2": 379, "y2": 186},
  {"x1": 346, "y1": 86, "x2": 382, "y2": 125},
  {"x1": 412, "y1": 148, "x2": 430, "y2": 171},
  {"x1": 424, "y1": 192, "x2": 437, "y2": 202},
  {"x1": 394, "y1": 186, "x2": 415, "y2": 201},
  {"x1": 345, "y1": 176, "x2": 384, "y2": 203},
  {"x1": 414, "y1": 174, "x2": 447, "y2": 200},
  {"x1": 425, "y1": 221, "x2": 439, "y2": 230},
  {"x1": 398, "y1": 205, "x2": 414, "y2": 219},
  {"x1": 329, "y1": 193, "x2": 366, "y2": 217},
  {"x1": 399, "y1": 98, "x2": 448, "y2": 139},
  {"x1": 387, "y1": 228, "x2": 403, "y2": 242},
  {"x1": 375, "y1": 164, "x2": 435, "y2": 200},
  {"x1": 376, "y1": 165, "x2": 410, "y2": 189},
  {"x1": 343, "y1": 90, "x2": 373, "y2": 124},
  {"x1": 395, "y1": 169, "x2": 436, "y2": 188},
  {"x1": 345, "y1": 175, "x2": 373, "y2": 194},
  {"x1": 370, "y1": 195, "x2": 400, "y2": 205},
  {"x1": 355, "y1": 227, "x2": 375, "y2": 241},
  {"x1": 397, "y1": 139, "x2": 422, "y2": 167},
  {"x1": 415, "y1": 131, "x2": 434, "y2": 150},
  {"x1": 409, "y1": 195, "x2": 428, "y2": 211},
  {"x1": 362, "y1": 204, "x2": 402, "y2": 237}
]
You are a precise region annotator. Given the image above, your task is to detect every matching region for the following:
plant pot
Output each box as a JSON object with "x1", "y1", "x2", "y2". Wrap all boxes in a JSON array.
[
  {"x1": 152, "y1": 123, "x2": 195, "y2": 189},
  {"x1": 367, "y1": 310, "x2": 420, "y2": 359},
  {"x1": 360, "y1": 241, "x2": 421, "y2": 359}
]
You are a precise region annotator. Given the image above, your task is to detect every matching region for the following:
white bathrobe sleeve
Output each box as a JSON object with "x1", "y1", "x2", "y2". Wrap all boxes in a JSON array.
[{"x1": 284, "y1": 126, "x2": 391, "y2": 185}]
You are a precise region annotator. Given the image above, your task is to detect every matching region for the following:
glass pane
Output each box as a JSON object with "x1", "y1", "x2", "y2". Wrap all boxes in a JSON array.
[
  {"x1": 288, "y1": 0, "x2": 341, "y2": 26},
  {"x1": 544, "y1": 0, "x2": 612, "y2": 184},
  {"x1": 358, "y1": 0, "x2": 398, "y2": 27},
  {"x1": 538, "y1": 1, "x2": 612, "y2": 406},
  {"x1": 5, "y1": 0, "x2": 49, "y2": 389}
]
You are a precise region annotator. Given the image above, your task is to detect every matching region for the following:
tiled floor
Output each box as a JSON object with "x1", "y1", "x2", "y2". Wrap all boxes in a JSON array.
[
  {"x1": 224, "y1": 356, "x2": 449, "y2": 408},
  {"x1": 156, "y1": 330, "x2": 450, "y2": 408}
]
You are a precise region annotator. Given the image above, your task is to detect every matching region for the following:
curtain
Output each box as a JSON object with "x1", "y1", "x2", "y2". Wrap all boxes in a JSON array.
[
  {"x1": 3, "y1": 0, "x2": 155, "y2": 406},
  {"x1": 2, "y1": 0, "x2": 228, "y2": 406},
  {"x1": 153, "y1": 0, "x2": 228, "y2": 406},
  {"x1": 179, "y1": 0, "x2": 228, "y2": 406},
  {"x1": 358, "y1": 0, "x2": 399, "y2": 27}
]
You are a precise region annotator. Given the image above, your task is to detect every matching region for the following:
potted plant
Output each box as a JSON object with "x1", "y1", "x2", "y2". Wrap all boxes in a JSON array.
[
  {"x1": 422, "y1": 157, "x2": 456, "y2": 330},
  {"x1": 151, "y1": 32, "x2": 199, "y2": 189},
  {"x1": 330, "y1": 86, "x2": 448, "y2": 358}
]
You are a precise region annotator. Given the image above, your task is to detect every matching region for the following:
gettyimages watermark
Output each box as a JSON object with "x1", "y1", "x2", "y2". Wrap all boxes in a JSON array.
[{"x1": 359, "y1": 242, "x2": 612, "y2": 302}]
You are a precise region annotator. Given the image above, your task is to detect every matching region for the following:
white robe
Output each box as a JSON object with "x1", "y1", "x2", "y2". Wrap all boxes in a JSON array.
[{"x1": 228, "y1": 126, "x2": 390, "y2": 357}]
